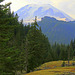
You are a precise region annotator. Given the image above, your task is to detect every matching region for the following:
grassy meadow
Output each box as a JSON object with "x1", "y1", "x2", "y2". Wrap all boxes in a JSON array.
[{"x1": 25, "y1": 61, "x2": 75, "y2": 75}]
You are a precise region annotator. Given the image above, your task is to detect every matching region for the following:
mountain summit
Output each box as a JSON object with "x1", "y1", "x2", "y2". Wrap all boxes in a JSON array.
[{"x1": 15, "y1": 4, "x2": 74, "y2": 23}]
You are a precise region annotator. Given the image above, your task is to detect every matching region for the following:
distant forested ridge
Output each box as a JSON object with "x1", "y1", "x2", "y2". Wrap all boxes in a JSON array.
[
  {"x1": 0, "y1": 0, "x2": 75, "y2": 74},
  {"x1": 38, "y1": 16, "x2": 75, "y2": 44}
]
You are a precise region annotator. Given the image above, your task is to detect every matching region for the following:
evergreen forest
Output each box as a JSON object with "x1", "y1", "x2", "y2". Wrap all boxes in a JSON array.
[{"x1": 0, "y1": 0, "x2": 75, "y2": 74}]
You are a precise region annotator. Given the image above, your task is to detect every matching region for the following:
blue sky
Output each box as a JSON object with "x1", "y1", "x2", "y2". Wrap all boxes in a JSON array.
[{"x1": 2, "y1": 0, "x2": 75, "y2": 19}]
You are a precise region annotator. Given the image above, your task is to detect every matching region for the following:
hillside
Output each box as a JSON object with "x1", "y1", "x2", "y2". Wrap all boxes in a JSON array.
[
  {"x1": 25, "y1": 67, "x2": 75, "y2": 75},
  {"x1": 38, "y1": 16, "x2": 75, "y2": 44},
  {"x1": 25, "y1": 61, "x2": 75, "y2": 75}
]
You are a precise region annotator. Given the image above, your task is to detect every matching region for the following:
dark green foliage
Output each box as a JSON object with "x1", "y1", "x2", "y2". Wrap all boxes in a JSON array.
[
  {"x1": 50, "y1": 40, "x2": 75, "y2": 61},
  {"x1": 25, "y1": 18, "x2": 52, "y2": 72},
  {"x1": 0, "y1": 1, "x2": 30, "y2": 74},
  {"x1": 62, "y1": 61, "x2": 65, "y2": 67}
]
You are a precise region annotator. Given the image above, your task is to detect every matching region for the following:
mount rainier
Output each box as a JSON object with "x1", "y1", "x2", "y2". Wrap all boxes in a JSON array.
[{"x1": 15, "y1": 4, "x2": 74, "y2": 23}]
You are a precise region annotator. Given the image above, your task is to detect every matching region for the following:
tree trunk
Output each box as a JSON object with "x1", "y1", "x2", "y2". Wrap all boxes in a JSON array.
[{"x1": 68, "y1": 48, "x2": 70, "y2": 66}]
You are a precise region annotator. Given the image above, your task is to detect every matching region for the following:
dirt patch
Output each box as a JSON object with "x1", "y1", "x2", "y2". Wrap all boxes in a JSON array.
[{"x1": 49, "y1": 71, "x2": 61, "y2": 73}]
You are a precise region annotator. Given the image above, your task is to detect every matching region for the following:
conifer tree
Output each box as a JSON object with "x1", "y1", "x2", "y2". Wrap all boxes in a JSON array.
[
  {"x1": 25, "y1": 16, "x2": 52, "y2": 72},
  {"x1": 0, "y1": 1, "x2": 24, "y2": 74}
]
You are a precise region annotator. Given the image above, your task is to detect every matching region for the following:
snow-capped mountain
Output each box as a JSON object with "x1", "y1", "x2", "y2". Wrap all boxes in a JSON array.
[{"x1": 15, "y1": 4, "x2": 74, "y2": 23}]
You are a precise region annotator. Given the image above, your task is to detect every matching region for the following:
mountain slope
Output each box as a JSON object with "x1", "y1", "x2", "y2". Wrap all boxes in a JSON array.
[
  {"x1": 38, "y1": 16, "x2": 75, "y2": 44},
  {"x1": 15, "y1": 4, "x2": 74, "y2": 23}
]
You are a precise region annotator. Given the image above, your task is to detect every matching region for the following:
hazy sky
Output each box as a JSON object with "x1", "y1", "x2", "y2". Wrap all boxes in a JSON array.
[{"x1": 2, "y1": 0, "x2": 75, "y2": 19}]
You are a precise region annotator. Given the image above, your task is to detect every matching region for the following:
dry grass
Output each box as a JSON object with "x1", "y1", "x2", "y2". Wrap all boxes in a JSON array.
[
  {"x1": 36, "y1": 60, "x2": 75, "y2": 69},
  {"x1": 25, "y1": 67, "x2": 75, "y2": 75},
  {"x1": 24, "y1": 61, "x2": 75, "y2": 75}
]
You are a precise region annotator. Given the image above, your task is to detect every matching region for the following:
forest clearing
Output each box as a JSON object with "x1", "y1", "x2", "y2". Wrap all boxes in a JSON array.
[{"x1": 25, "y1": 61, "x2": 75, "y2": 75}]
